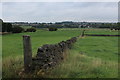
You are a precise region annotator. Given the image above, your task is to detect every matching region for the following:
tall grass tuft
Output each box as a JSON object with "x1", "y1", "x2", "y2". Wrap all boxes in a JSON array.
[{"x1": 44, "y1": 49, "x2": 118, "y2": 78}]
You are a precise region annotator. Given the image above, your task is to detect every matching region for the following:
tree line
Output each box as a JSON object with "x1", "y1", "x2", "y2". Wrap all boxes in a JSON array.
[
  {"x1": 0, "y1": 19, "x2": 36, "y2": 33},
  {"x1": 1, "y1": 18, "x2": 120, "y2": 32},
  {"x1": 32, "y1": 22, "x2": 120, "y2": 30}
]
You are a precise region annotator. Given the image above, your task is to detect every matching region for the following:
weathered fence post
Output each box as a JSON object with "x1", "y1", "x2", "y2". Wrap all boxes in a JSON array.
[{"x1": 23, "y1": 35, "x2": 32, "y2": 72}]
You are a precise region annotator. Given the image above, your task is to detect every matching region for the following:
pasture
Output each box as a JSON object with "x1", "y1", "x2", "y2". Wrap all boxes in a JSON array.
[
  {"x1": 2, "y1": 28, "x2": 119, "y2": 78},
  {"x1": 46, "y1": 36, "x2": 118, "y2": 78},
  {"x1": 2, "y1": 29, "x2": 80, "y2": 58}
]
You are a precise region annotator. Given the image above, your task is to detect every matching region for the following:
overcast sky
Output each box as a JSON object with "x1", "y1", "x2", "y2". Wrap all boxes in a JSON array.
[
  {"x1": 1, "y1": 2, "x2": 118, "y2": 23},
  {"x1": 1, "y1": 0, "x2": 119, "y2": 2}
]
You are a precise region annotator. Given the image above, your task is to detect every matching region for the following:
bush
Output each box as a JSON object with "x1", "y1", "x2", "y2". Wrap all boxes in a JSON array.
[
  {"x1": 48, "y1": 27, "x2": 57, "y2": 31},
  {"x1": 12, "y1": 26, "x2": 24, "y2": 33},
  {"x1": 26, "y1": 27, "x2": 36, "y2": 32},
  {"x1": 2, "y1": 23, "x2": 13, "y2": 32}
]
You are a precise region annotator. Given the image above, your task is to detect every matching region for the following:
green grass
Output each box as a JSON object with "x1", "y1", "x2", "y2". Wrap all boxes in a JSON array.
[
  {"x1": 2, "y1": 28, "x2": 81, "y2": 78},
  {"x1": 74, "y1": 36, "x2": 118, "y2": 61},
  {"x1": 85, "y1": 29, "x2": 118, "y2": 35},
  {"x1": 2, "y1": 56, "x2": 23, "y2": 78},
  {"x1": 45, "y1": 52, "x2": 118, "y2": 78},
  {"x1": 2, "y1": 29, "x2": 81, "y2": 58},
  {"x1": 44, "y1": 36, "x2": 118, "y2": 78},
  {"x1": 2, "y1": 28, "x2": 119, "y2": 78}
]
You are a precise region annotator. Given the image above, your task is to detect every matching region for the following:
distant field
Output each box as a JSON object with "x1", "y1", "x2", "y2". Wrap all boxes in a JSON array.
[
  {"x1": 59, "y1": 28, "x2": 118, "y2": 35},
  {"x1": 85, "y1": 29, "x2": 118, "y2": 35},
  {"x1": 20, "y1": 26, "x2": 32, "y2": 29},
  {"x1": 2, "y1": 28, "x2": 119, "y2": 78},
  {"x1": 2, "y1": 29, "x2": 81, "y2": 58}
]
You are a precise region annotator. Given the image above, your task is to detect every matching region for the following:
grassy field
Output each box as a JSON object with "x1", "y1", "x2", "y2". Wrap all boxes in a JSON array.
[
  {"x1": 45, "y1": 36, "x2": 118, "y2": 78},
  {"x1": 2, "y1": 29, "x2": 81, "y2": 58},
  {"x1": 85, "y1": 29, "x2": 118, "y2": 35},
  {"x1": 2, "y1": 28, "x2": 119, "y2": 78}
]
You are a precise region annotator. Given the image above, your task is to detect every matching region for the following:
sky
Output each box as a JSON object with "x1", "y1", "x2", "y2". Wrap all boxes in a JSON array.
[
  {"x1": 1, "y1": 0, "x2": 119, "y2": 2},
  {"x1": 1, "y1": 2, "x2": 118, "y2": 23}
]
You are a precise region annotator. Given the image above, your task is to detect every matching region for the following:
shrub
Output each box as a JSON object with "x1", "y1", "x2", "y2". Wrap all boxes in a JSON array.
[
  {"x1": 12, "y1": 26, "x2": 24, "y2": 33},
  {"x1": 2, "y1": 23, "x2": 13, "y2": 32},
  {"x1": 48, "y1": 27, "x2": 57, "y2": 31},
  {"x1": 26, "y1": 27, "x2": 36, "y2": 32}
]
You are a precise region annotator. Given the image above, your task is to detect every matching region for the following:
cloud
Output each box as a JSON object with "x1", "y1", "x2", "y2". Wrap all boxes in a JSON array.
[
  {"x1": 1, "y1": 0, "x2": 120, "y2": 2},
  {"x1": 2, "y1": 2, "x2": 118, "y2": 22},
  {"x1": 0, "y1": 3, "x2": 2, "y2": 18}
]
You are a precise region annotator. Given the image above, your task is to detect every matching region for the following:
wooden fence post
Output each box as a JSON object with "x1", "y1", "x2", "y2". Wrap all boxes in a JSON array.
[{"x1": 23, "y1": 35, "x2": 32, "y2": 72}]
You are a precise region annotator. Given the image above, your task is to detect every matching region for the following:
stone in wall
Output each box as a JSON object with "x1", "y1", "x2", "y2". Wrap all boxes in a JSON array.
[{"x1": 32, "y1": 36, "x2": 77, "y2": 70}]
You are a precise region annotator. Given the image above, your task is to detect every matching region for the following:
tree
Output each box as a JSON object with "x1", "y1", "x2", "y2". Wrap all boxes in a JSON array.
[
  {"x1": 116, "y1": 22, "x2": 120, "y2": 30},
  {"x1": 6, "y1": 23, "x2": 12, "y2": 32},
  {"x1": 2, "y1": 22, "x2": 13, "y2": 32},
  {"x1": 26, "y1": 27, "x2": 36, "y2": 32},
  {"x1": 12, "y1": 26, "x2": 24, "y2": 33},
  {"x1": 48, "y1": 27, "x2": 57, "y2": 31},
  {"x1": 0, "y1": 19, "x2": 3, "y2": 32}
]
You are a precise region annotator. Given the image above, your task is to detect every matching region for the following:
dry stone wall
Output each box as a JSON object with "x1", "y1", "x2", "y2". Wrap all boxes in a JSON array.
[{"x1": 32, "y1": 37, "x2": 77, "y2": 70}]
